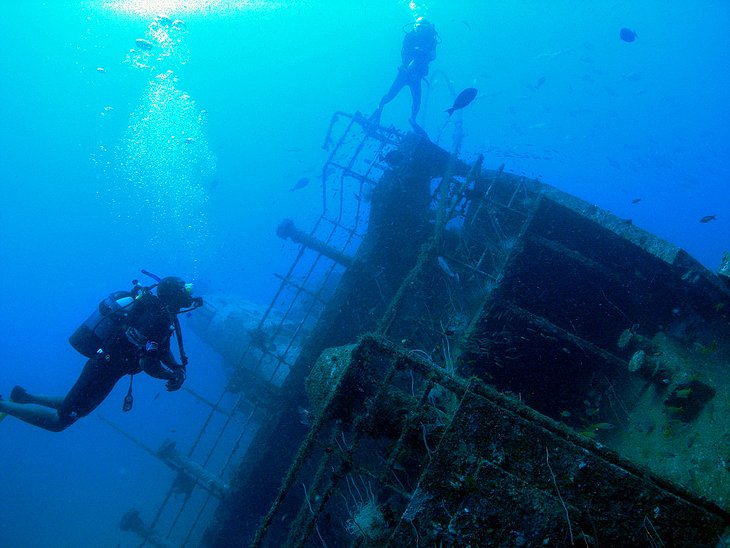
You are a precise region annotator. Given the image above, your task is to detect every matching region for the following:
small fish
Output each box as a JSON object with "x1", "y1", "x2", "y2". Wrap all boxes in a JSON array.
[
  {"x1": 530, "y1": 76, "x2": 546, "y2": 91},
  {"x1": 699, "y1": 215, "x2": 717, "y2": 223},
  {"x1": 289, "y1": 176, "x2": 310, "y2": 192},
  {"x1": 619, "y1": 28, "x2": 637, "y2": 42},
  {"x1": 297, "y1": 406, "x2": 313, "y2": 426},
  {"x1": 135, "y1": 38, "x2": 153, "y2": 50},
  {"x1": 631, "y1": 198, "x2": 642, "y2": 204},
  {"x1": 437, "y1": 256, "x2": 459, "y2": 281},
  {"x1": 96, "y1": 67, "x2": 106, "y2": 74},
  {"x1": 446, "y1": 87, "x2": 478, "y2": 116}
]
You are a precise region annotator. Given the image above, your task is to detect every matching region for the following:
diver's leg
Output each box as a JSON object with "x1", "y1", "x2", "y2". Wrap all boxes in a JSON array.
[
  {"x1": 56, "y1": 357, "x2": 124, "y2": 426},
  {"x1": 406, "y1": 80, "x2": 429, "y2": 138},
  {"x1": 375, "y1": 70, "x2": 409, "y2": 117},
  {"x1": 10, "y1": 385, "x2": 64, "y2": 409},
  {"x1": 408, "y1": 79, "x2": 423, "y2": 123},
  {"x1": 0, "y1": 399, "x2": 68, "y2": 432},
  {"x1": 1, "y1": 358, "x2": 123, "y2": 432}
]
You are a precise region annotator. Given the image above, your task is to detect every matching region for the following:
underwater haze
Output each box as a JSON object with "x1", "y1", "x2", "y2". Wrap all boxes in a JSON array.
[{"x1": 0, "y1": 0, "x2": 728, "y2": 546}]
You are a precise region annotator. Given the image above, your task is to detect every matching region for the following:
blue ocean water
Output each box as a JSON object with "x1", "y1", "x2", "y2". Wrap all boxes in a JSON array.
[{"x1": 0, "y1": 1, "x2": 727, "y2": 545}]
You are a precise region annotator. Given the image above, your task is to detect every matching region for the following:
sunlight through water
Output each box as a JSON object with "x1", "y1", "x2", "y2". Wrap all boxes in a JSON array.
[{"x1": 100, "y1": 0, "x2": 288, "y2": 17}]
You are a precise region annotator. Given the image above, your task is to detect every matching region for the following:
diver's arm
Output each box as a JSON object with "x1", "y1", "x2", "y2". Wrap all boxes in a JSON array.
[
  {"x1": 161, "y1": 344, "x2": 186, "y2": 391},
  {"x1": 159, "y1": 346, "x2": 183, "y2": 370},
  {"x1": 140, "y1": 356, "x2": 177, "y2": 380},
  {"x1": 141, "y1": 355, "x2": 186, "y2": 391}
]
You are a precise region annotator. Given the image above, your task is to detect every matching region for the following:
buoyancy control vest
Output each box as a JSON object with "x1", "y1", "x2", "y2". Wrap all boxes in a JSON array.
[{"x1": 68, "y1": 290, "x2": 136, "y2": 358}]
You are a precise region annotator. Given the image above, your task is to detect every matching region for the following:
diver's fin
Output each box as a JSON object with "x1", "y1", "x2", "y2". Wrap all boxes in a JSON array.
[
  {"x1": 10, "y1": 385, "x2": 31, "y2": 404},
  {"x1": 408, "y1": 118, "x2": 430, "y2": 140}
]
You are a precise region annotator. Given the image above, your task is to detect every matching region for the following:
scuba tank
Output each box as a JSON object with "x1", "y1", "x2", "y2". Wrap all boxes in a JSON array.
[
  {"x1": 68, "y1": 289, "x2": 137, "y2": 358},
  {"x1": 68, "y1": 271, "x2": 202, "y2": 361}
]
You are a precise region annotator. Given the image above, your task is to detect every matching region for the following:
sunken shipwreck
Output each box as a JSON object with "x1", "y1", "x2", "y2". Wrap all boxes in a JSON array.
[{"x1": 119, "y1": 113, "x2": 730, "y2": 547}]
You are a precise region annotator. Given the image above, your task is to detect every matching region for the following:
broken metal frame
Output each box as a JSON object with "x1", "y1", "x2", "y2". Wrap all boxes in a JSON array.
[
  {"x1": 250, "y1": 335, "x2": 730, "y2": 547},
  {"x1": 201, "y1": 112, "x2": 730, "y2": 545},
  {"x1": 121, "y1": 105, "x2": 730, "y2": 546},
  {"x1": 122, "y1": 112, "x2": 406, "y2": 547}
]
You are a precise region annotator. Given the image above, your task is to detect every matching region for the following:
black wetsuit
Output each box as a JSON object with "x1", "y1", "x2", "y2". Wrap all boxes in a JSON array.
[
  {"x1": 400, "y1": 29, "x2": 438, "y2": 81},
  {"x1": 378, "y1": 28, "x2": 438, "y2": 119},
  {"x1": 58, "y1": 293, "x2": 175, "y2": 425}
]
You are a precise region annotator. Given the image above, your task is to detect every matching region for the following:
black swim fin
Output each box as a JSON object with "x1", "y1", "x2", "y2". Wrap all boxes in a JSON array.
[{"x1": 408, "y1": 118, "x2": 429, "y2": 140}]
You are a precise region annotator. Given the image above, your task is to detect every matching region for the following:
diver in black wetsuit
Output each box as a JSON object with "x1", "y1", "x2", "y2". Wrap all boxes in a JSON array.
[
  {"x1": 371, "y1": 17, "x2": 439, "y2": 136},
  {"x1": 0, "y1": 276, "x2": 202, "y2": 432}
]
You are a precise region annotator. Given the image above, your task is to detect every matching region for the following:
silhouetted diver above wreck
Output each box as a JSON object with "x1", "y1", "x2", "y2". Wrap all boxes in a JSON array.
[{"x1": 132, "y1": 112, "x2": 730, "y2": 546}]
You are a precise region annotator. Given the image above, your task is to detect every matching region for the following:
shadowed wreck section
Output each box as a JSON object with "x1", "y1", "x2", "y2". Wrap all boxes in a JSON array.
[{"x1": 196, "y1": 113, "x2": 729, "y2": 547}]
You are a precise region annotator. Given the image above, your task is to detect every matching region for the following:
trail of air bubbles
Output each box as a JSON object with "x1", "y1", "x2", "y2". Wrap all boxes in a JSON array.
[{"x1": 110, "y1": 15, "x2": 216, "y2": 269}]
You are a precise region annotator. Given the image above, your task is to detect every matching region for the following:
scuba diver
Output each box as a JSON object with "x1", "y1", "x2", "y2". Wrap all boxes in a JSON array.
[
  {"x1": 370, "y1": 17, "x2": 440, "y2": 137},
  {"x1": 0, "y1": 274, "x2": 202, "y2": 432}
]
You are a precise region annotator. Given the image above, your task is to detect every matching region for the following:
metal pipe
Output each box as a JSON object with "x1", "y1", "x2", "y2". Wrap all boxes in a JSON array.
[
  {"x1": 276, "y1": 218, "x2": 353, "y2": 267},
  {"x1": 119, "y1": 509, "x2": 177, "y2": 548},
  {"x1": 158, "y1": 440, "x2": 229, "y2": 498}
]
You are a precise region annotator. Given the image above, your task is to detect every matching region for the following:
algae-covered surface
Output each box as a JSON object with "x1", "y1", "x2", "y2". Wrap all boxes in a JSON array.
[{"x1": 604, "y1": 330, "x2": 730, "y2": 510}]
